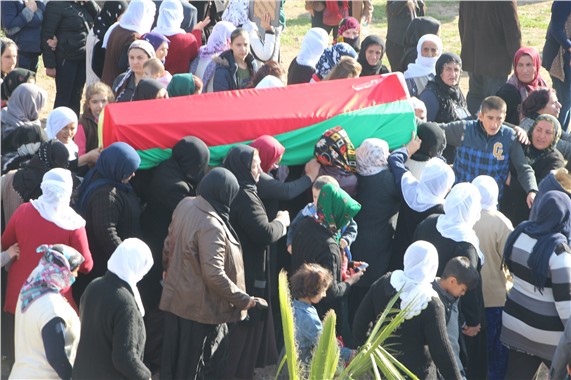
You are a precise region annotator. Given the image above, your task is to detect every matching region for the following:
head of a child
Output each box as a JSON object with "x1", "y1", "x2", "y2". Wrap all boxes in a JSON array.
[
  {"x1": 439, "y1": 256, "x2": 478, "y2": 298},
  {"x1": 143, "y1": 58, "x2": 165, "y2": 80},
  {"x1": 83, "y1": 82, "x2": 114, "y2": 119},
  {"x1": 478, "y1": 96, "x2": 507, "y2": 136},
  {"x1": 290, "y1": 263, "x2": 333, "y2": 304},
  {"x1": 312, "y1": 175, "x2": 339, "y2": 204}
]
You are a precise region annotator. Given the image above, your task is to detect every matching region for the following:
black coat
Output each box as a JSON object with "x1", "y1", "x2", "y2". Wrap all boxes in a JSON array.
[
  {"x1": 213, "y1": 49, "x2": 257, "y2": 92},
  {"x1": 352, "y1": 273, "x2": 462, "y2": 380},
  {"x1": 41, "y1": 0, "x2": 99, "y2": 68},
  {"x1": 73, "y1": 272, "x2": 151, "y2": 380}
]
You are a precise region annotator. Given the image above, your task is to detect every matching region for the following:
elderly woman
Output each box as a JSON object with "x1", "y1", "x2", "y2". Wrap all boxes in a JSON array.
[
  {"x1": 287, "y1": 27, "x2": 329, "y2": 85},
  {"x1": 502, "y1": 191, "x2": 571, "y2": 379},
  {"x1": 112, "y1": 40, "x2": 156, "y2": 102},
  {"x1": 10, "y1": 245, "x2": 85, "y2": 380},
  {"x1": 160, "y1": 168, "x2": 256, "y2": 379},
  {"x1": 404, "y1": 34, "x2": 442, "y2": 97},
  {"x1": 73, "y1": 238, "x2": 153, "y2": 380},
  {"x1": 74, "y1": 142, "x2": 141, "y2": 300},
  {"x1": 399, "y1": 16, "x2": 441, "y2": 72},
  {"x1": 501, "y1": 114, "x2": 565, "y2": 226}
]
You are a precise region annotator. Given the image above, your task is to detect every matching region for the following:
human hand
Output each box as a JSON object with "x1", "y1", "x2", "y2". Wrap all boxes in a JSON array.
[
  {"x1": 45, "y1": 68, "x2": 56, "y2": 78},
  {"x1": 261, "y1": 13, "x2": 272, "y2": 32},
  {"x1": 345, "y1": 270, "x2": 364, "y2": 285},
  {"x1": 47, "y1": 36, "x2": 58, "y2": 50},
  {"x1": 276, "y1": 210, "x2": 290, "y2": 227},
  {"x1": 194, "y1": 16, "x2": 211, "y2": 31},
  {"x1": 514, "y1": 126, "x2": 530, "y2": 145},
  {"x1": 287, "y1": 245, "x2": 292, "y2": 255},
  {"x1": 245, "y1": 297, "x2": 257, "y2": 310},
  {"x1": 526, "y1": 191, "x2": 536, "y2": 209},
  {"x1": 25, "y1": 0, "x2": 37, "y2": 12},
  {"x1": 339, "y1": 238, "x2": 348, "y2": 250},
  {"x1": 462, "y1": 324, "x2": 480, "y2": 337},
  {"x1": 304, "y1": 158, "x2": 320, "y2": 182},
  {"x1": 7, "y1": 243, "x2": 20, "y2": 260},
  {"x1": 405, "y1": 131, "x2": 421, "y2": 156},
  {"x1": 84, "y1": 147, "x2": 101, "y2": 166}
]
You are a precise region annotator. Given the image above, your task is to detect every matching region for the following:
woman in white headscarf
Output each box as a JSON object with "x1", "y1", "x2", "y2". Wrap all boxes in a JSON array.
[
  {"x1": 414, "y1": 182, "x2": 487, "y2": 378},
  {"x1": 287, "y1": 28, "x2": 329, "y2": 85},
  {"x1": 387, "y1": 134, "x2": 455, "y2": 271},
  {"x1": 73, "y1": 238, "x2": 153, "y2": 380},
  {"x1": 190, "y1": 21, "x2": 235, "y2": 93},
  {"x1": 353, "y1": 240, "x2": 462, "y2": 379},
  {"x1": 46, "y1": 107, "x2": 99, "y2": 172},
  {"x1": 404, "y1": 34, "x2": 442, "y2": 97},
  {"x1": 153, "y1": 0, "x2": 208, "y2": 75},
  {"x1": 101, "y1": 0, "x2": 157, "y2": 85},
  {"x1": 1, "y1": 168, "x2": 92, "y2": 373}
]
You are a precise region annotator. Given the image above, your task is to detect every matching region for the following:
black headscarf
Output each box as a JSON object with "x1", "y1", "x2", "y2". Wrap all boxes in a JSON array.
[
  {"x1": 357, "y1": 35, "x2": 388, "y2": 77},
  {"x1": 504, "y1": 191, "x2": 571, "y2": 291},
  {"x1": 1, "y1": 68, "x2": 36, "y2": 101},
  {"x1": 132, "y1": 79, "x2": 164, "y2": 101},
  {"x1": 93, "y1": 1, "x2": 128, "y2": 41},
  {"x1": 1, "y1": 124, "x2": 48, "y2": 175},
  {"x1": 399, "y1": 16, "x2": 441, "y2": 72},
  {"x1": 222, "y1": 145, "x2": 257, "y2": 191},
  {"x1": 411, "y1": 122, "x2": 447, "y2": 161},
  {"x1": 197, "y1": 167, "x2": 240, "y2": 239},
  {"x1": 171, "y1": 136, "x2": 210, "y2": 187},
  {"x1": 12, "y1": 139, "x2": 70, "y2": 202}
]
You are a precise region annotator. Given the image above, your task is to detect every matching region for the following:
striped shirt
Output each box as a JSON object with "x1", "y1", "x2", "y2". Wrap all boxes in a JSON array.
[{"x1": 501, "y1": 233, "x2": 571, "y2": 361}]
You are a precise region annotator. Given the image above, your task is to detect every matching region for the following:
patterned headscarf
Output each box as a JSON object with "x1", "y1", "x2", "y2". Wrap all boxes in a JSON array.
[
  {"x1": 313, "y1": 43, "x2": 357, "y2": 80},
  {"x1": 221, "y1": 0, "x2": 250, "y2": 27},
  {"x1": 336, "y1": 17, "x2": 360, "y2": 52},
  {"x1": 1, "y1": 68, "x2": 36, "y2": 101},
  {"x1": 356, "y1": 138, "x2": 389, "y2": 176},
  {"x1": 507, "y1": 47, "x2": 548, "y2": 101},
  {"x1": 316, "y1": 183, "x2": 361, "y2": 241},
  {"x1": 198, "y1": 21, "x2": 236, "y2": 59},
  {"x1": 314, "y1": 126, "x2": 357, "y2": 174},
  {"x1": 93, "y1": 1, "x2": 128, "y2": 40},
  {"x1": 19, "y1": 244, "x2": 84, "y2": 312}
]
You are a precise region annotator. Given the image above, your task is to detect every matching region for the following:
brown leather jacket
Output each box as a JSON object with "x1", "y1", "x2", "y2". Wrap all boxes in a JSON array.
[{"x1": 160, "y1": 196, "x2": 251, "y2": 324}]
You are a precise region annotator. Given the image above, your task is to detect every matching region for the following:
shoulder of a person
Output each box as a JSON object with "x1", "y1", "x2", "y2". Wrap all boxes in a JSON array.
[{"x1": 214, "y1": 51, "x2": 233, "y2": 68}]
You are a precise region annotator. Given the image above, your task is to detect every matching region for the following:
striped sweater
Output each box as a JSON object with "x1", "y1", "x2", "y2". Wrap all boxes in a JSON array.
[{"x1": 501, "y1": 233, "x2": 571, "y2": 361}]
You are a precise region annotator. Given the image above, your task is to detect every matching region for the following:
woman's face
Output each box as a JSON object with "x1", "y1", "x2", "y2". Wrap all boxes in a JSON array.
[
  {"x1": 89, "y1": 92, "x2": 109, "y2": 118},
  {"x1": 156, "y1": 88, "x2": 169, "y2": 99},
  {"x1": 532, "y1": 120, "x2": 555, "y2": 151},
  {"x1": 342, "y1": 28, "x2": 359, "y2": 40},
  {"x1": 56, "y1": 122, "x2": 78, "y2": 145},
  {"x1": 440, "y1": 61, "x2": 461, "y2": 87},
  {"x1": 1, "y1": 45, "x2": 17, "y2": 75},
  {"x1": 129, "y1": 48, "x2": 150, "y2": 75},
  {"x1": 365, "y1": 44, "x2": 382, "y2": 66},
  {"x1": 155, "y1": 42, "x2": 169, "y2": 61},
  {"x1": 538, "y1": 92, "x2": 562, "y2": 118},
  {"x1": 421, "y1": 41, "x2": 439, "y2": 58},
  {"x1": 515, "y1": 54, "x2": 536, "y2": 84},
  {"x1": 231, "y1": 34, "x2": 250, "y2": 62},
  {"x1": 251, "y1": 151, "x2": 262, "y2": 183}
]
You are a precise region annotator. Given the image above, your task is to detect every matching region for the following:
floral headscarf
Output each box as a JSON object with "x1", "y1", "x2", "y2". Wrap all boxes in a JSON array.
[
  {"x1": 313, "y1": 43, "x2": 357, "y2": 81},
  {"x1": 316, "y1": 183, "x2": 361, "y2": 241},
  {"x1": 355, "y1": 138, "x2": 389, "y2": 176},
  {"x1": 314, "y1": 126, "x2": 357, "y2": 174}
]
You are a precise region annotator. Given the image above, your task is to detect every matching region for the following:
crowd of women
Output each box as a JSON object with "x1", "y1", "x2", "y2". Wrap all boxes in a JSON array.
[{"x1": 2, "y1": 0, "x2": 571, "y2": 379}]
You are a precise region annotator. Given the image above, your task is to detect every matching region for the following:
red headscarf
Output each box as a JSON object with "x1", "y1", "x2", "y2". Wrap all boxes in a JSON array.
[
  {"x1": 250, "y1": 135, "x2": 285, "y2": 173},
  {"x1": 507, "y1": 47, "x2": 548, "y2": 99}
]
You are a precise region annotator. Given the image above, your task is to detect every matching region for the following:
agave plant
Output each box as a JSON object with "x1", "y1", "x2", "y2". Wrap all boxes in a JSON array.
[{"x1": 276, "y1": 270, "x2": 418, "y2": 380}]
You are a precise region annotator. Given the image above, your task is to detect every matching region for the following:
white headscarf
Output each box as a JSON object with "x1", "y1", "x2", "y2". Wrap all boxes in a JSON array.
[
  {"x1": 46, "y1": 107, "x2": 79, "y2": 160},
  {"x1": 152, "y1": 0, "x2": 185, "y2": 37},
  {"x1": 356, "y1": 138, "x2": 389, "y2": 176},
  {"x1": 221, "y1": 0, "x2": 250, "y2": 27},
  {"x1": 390, "y1": 240, "x2": 439, "y2": 320},
  {"x1": 296, "y1": 28, "x2": 330, "y2": 68},
  {"x1": 255, "y1": 75, "x2": 285, "y2": 89},
  {"x1": 401, "y1": 157, "x2": 454, "y2": 212},
  {"x1": 107, "y1": 238, "x2": 154, "y2": 316},
  {"x1": 436, "y1": 183, "x2": 484, "y2": 264},
  {"x1": 403, "y1": 34, "x2": 442, "y2": 79},
  {"x1": 118, "y1": 0, "x2": 156, "y2": 35},
  {"x1": 30, "y1": 168, "x2": 85, "y2": 230},
  {"x1": 472, "y1": 175, "x2": 499, "y2": 211}
]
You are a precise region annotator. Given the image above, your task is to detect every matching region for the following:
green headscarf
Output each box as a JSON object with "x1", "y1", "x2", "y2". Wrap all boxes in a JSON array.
[
  {"x1": 167, "y1": 74, "x2": 196, "y2": 97},
  {"x1": 316, "y1": 183, "x2": 361, "y2": 241}
]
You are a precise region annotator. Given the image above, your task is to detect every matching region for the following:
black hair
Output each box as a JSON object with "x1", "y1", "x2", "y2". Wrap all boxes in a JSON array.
[
  {"x1": 230, "y1": 28, "x2": 248, "y2": 43},
  {"x1": 1, "y1": 37, "x2": 17, "y2": 56},
  {"x1": 480, "y1": 96, "x2": 507, "y2": 114},
  {"x1": 441, "y1": 256, "x2": 479, "y2": 290}
]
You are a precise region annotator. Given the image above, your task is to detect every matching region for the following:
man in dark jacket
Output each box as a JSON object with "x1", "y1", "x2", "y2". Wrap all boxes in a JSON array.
[{"x1": 458, "y1": 1, "x2": 521, "y2": 115}]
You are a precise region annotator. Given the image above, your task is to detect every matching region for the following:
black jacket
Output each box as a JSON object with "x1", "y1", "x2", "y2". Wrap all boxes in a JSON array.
[
  {"x1": 213, "y1": 49, "x2": 257, "y2": 92},
  {"x1": 41, "y1": 0, "x2": 98, "y2": 68}
]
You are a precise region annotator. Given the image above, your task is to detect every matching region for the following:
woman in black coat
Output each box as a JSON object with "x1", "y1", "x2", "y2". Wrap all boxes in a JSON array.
[
  {"x1": 41, "y1": 0, "x2": 99, "y2": 115},
  {"x1": 222, "y1": 144, "x2": 290, "y2": 379}
]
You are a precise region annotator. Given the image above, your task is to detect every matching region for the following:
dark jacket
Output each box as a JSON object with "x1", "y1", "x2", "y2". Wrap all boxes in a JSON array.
[
  {"x1": 213, "y1": 49, "x2": 258, "y2": 92},
  {"x1": 352, "y1": 273, "x2": 462, "y2": 380},
  {"x1": 458, "y1": 1, "x2": 521, "y2": 77},
  {"x1": 542, "y1": 1, "x2": 571, "y2": 73},
  {"x1": 40, "y1": 0, "x2": 99, "y2": 68},
  {"x1": 73, "y1": 271, "x2": 151, "y2": 380},
  {"x1": 1, "y1": 0, "x2": 45, "y2": 54}
]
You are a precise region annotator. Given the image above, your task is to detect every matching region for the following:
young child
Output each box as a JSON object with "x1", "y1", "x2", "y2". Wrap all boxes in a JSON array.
[
  {"x1": 143, "y1": 58, "x2": 172, "y2": 88},
  {"x1": 286, "y1": 175, "x2": 357, "y2": 274},
  {"x1": 77, "y1": 82, "x2": 114, "y2": 156},
  {"x1": 290, "y1": 263, "x2": 355, "y2": 372},
  {"x1": 432, "y1": 256, "x2": 479, "y2": 380}
]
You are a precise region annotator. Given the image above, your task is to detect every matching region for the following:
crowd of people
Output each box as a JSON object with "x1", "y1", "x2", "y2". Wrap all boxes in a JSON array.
[{"x1": 2, "y1": 0, "x2": 571, "y2": 379}]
